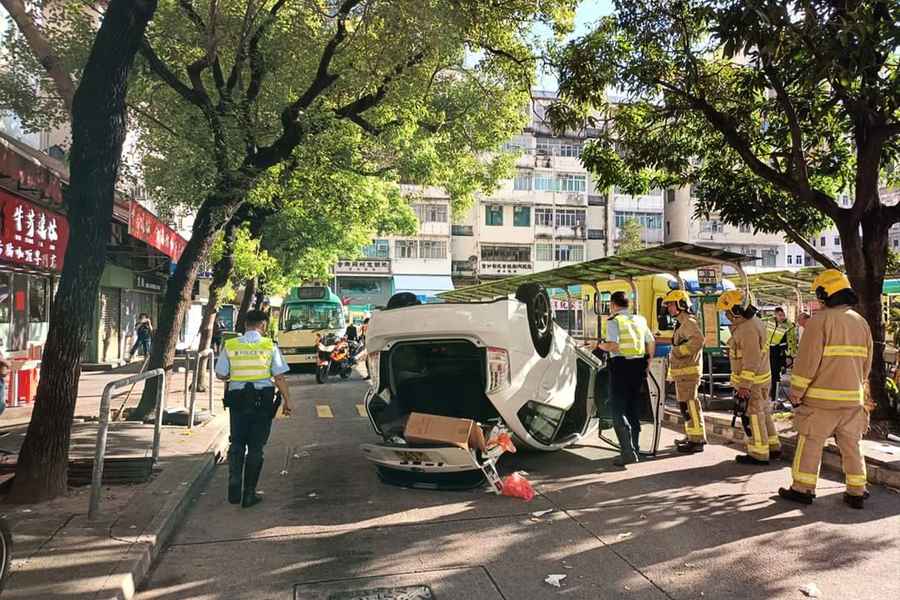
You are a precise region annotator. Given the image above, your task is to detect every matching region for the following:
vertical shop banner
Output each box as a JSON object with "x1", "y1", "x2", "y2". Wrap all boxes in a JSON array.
[
  {"x1": 0, "y1": 189, "x2": 70, "y2": 272},
  {"x1": 129, "y1": 201, "x2": 187, "y2": 261}
]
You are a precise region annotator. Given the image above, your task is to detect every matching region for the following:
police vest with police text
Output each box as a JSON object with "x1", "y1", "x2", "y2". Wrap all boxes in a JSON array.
[{"x1": 224, "y1": 337, "x2": 275, "y2": 382}]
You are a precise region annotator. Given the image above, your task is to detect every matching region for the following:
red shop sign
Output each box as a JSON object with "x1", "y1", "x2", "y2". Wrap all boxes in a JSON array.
[
  {"x1": 0, "y1": 188, "x2": 69, "y2": 272},
  {"x1": 128, "y1": 201, "x2": 187, "y2": 261}
]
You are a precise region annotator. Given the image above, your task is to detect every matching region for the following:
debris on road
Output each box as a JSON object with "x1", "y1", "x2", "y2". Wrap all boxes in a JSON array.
[
  {"x1": 800, "y1": 583, "x2": 822, "y2": 597},
  {"x1": 501, "y1": 472, "x2": 535, "y2": 501},
  {"x1": 544, "y1": 574, "x2": 566, "y2": 588},
  {"x1": 616, "y1": 531, "x2": 633, "y2": 540},
  {"x1": 531, "y1": 509, "x2": 553, "y2": 517}
]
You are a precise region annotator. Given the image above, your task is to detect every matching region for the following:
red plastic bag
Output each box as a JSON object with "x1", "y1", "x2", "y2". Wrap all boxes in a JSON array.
[
  {"x1": 501, "y1": 472, "x2": 535, "y2": 501},
  {"x1": 486, "y1": 432, "x2": 516, "y2": 454}
]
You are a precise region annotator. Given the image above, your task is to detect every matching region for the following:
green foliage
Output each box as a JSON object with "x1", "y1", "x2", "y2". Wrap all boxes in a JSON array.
[
  {"x1": 552, "y1": 1, "x2": 900, "y2": 241},
  {"x1": 616, "y1": 218, "x2": 644, "y2": 255}
]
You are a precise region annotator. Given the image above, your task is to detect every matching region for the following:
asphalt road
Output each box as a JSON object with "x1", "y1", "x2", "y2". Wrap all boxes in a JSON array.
[{"x1": 137, "y1": 371, "x2": 900, "y2": 600}]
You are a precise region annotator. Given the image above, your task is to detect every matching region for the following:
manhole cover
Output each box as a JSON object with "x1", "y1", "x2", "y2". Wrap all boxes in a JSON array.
[{"x1": 327, "y1": 586, "x2": 433, "y2": 600}]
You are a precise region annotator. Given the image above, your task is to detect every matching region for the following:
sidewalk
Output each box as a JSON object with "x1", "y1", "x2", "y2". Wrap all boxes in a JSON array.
[
  {"x1": 0, "y1": 361, "x2": 230, "y2": 600},
  {"x1": 663, "y1": 405, "x2": 900, "y2": 489}
]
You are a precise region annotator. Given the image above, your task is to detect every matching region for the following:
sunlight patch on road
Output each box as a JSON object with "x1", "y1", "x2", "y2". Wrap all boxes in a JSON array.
[{"x1": 316, "y1": 405, "x2": 334, "y2": 418}]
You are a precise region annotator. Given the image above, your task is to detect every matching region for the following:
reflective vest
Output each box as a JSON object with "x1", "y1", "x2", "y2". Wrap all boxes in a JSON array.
[
  {"x1": 224, "y1": 337, "x2": 275, "y2": 382},
  {"x1": 612, "y1": 313, "x2": 649, "y2": 358},
  {"x1": 766, "y1": 319, "x2": 794, "y2": 348}
]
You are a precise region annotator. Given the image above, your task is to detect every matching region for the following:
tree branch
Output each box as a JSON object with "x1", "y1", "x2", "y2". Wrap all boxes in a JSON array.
[
  {"x1": 761, "y1": 61, "x2": 810, "y2": 185},
  {"x1": 245, "y1": 0, "x2": 289, "y2": 104},
  {"x1": 1, "y1": 0, "x2": 76, "y2": 113},
  {"x1": 336, "y1": 51, "x2": 427, "y2": 120},
  {"x1": 139, "y1": 38, "x2": 205, "y2": 107},
  {"x1": 769, "y1": 209, "x2": 839, "y2": 269}
]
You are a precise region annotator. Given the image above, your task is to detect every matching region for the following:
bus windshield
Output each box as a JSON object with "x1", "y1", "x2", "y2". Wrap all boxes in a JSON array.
[{"x1": 282, "y1": 303, "x2": 345, "y2": 331}]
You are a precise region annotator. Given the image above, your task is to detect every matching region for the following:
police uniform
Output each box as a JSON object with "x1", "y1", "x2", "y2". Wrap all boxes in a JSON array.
[
  {"x1": 666, "y1": 294, "x2": 706, "y2": 449},
  {"x1": 718, "y1": 290, "x2": 782, "y2": 464},
  {"x1": 780, "y1": 270, "x2": 872, "y2": 508},
  {"x1": 216, "y1": 330, "x2": 289, "y2": 507},
  {"x1": 766, "y1": 315, "x2": 796, "y2": 401},
  {"x1": 606, "y1": 309, "x2": 654, "y2": 464}
]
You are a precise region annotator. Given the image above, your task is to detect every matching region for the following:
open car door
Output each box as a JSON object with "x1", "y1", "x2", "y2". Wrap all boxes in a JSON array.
[{"x1": 592, "y1": 355, "x2": 666, "y2": 455}]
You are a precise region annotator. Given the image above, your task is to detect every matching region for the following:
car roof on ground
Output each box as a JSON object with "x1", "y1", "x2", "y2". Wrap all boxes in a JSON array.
[{"x1": 439, "y1": 242, "x2": 755, "y2": 302}]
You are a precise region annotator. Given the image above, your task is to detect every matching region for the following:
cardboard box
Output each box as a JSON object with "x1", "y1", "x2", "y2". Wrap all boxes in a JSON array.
[{"x1": 404, "y1": 412, "x2": 486, "y2": 451}]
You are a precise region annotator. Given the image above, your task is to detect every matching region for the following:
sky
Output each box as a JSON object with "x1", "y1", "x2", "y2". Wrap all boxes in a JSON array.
[{"x1": 534, "y1": 0, "x2": 614, "y2": 91}]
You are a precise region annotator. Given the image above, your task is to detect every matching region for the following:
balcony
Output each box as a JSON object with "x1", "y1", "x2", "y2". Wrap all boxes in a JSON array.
[
  {"x1": 588, "y1": 195, "x2": 607, "y2": 207},
  {"x1": 535, "y1": 224, "x2": 587, "y2": 240},
  {"x1": 335, "y1": 258, "x2": 391, "y2": 275},
  {"x1": 451, "y1": 224, "x2": 474, "y2": 236},
  {"x1": 480, "y1": 261, "x2": 534, "y2": 277}
]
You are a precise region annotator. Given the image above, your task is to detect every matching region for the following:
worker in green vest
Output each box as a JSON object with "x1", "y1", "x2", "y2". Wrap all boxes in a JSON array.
[
  {"x1": 766, "y1": 307, "x2": 797, "y2": 403},
  {"x1": 216, "y1": 310, "x2": 293, "y2": 508}
]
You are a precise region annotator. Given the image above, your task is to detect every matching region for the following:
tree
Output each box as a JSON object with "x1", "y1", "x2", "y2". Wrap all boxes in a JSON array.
[
  {"x1": 553, "y1": 0, "x2": 900, "y2": 411},
  {"x1": 0, "y1": 0, "x2": 157, "y2": 503},
  {"x1": 616, "y1": 218, "x2": 644, "y2": 254},
  {"x1": 124, "y1": 0, "x2": 577, "y2": 419}
]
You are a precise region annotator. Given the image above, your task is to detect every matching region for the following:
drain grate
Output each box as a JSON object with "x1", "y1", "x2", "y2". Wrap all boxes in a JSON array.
[{"x1": 326, "y1": 586, "x2": 433, "y2": 600}]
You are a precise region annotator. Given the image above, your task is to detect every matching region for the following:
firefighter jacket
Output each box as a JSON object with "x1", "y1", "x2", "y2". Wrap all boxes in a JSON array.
[
  {"x1": 668, "y1": 312, "x2": 704, "y2": 381},
  {"x1": 789, "y1": 306, "x2": 872, "y2": 408},
  {"x1": 728, "y1": 316, "x2": 771, "y2": 390}
]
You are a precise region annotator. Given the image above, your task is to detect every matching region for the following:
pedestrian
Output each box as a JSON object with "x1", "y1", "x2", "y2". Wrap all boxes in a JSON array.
[
  {"x1": 345, "y1": 320, "x2": 359, "y2": 342},
  {"x1": 663, "y1": 290, "x2": 706, "y2": 453},
  {"x1": 717, "y1": 290, "x2": 782, "y2": 465},
  {"x1": 360, "y1": 317, "x2": 370, "y2": 347},
  {"x1": 597, "y1": 291, "x2": 655, "y2": 466},
  {"x1": 212, "y1": 314, "x2": 226, "y2": 354},
  {"x1": 779, "y1": 270, "x2": 872, "y2": 509},
  {"x1": 766, "y1": 307, "x2": 796, "y2": 402},
  {"x1": 216, "y1": 309, "x2": 293, "y2": 508},
  {"x1": 129, "y1": 313, "x2": 153, "y2": 360}
]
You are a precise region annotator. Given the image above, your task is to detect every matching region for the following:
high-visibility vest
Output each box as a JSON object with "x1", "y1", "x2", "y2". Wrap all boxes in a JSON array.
[
  {"x1": 612, "y1": 313, "x2": 649, "y2": 357},
  {"x1": 766, "y1": 320, "x2": 793, "y2": 347},
  {"x1": 224, "y1": 337, "x2": 275, "y2": 382}
]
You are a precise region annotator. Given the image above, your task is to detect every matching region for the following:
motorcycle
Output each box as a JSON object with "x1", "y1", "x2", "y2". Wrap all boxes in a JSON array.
[{"x1": 315, "y1": 334, "x2": 352, "y2": 384}]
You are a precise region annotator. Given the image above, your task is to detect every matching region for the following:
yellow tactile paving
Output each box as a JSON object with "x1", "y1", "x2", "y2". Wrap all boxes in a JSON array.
[{"x1": 316, "y1": 405, "x2": 334, "y2": 418}]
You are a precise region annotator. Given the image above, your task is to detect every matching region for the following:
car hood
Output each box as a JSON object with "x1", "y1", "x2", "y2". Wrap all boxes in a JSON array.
[{"x1": 366, "y1": 301, "x2": 517, "y2": 352}]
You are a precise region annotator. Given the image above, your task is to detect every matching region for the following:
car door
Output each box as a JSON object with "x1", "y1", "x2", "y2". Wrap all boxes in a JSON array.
[{"x1": 593, "y1": 358, "x2": 663, "y2": 456}]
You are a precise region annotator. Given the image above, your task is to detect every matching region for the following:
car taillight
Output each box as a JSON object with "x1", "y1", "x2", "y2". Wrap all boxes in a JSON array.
[
  {"x1": 367, "y1": 351, "x2": 380, "y2": 388},
  {"x1": 486, "y1": 347, "x2": 510, "y2": 394}
]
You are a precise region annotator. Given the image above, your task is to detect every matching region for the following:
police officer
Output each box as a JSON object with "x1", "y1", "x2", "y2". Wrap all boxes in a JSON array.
[
  {"x1": 779, "y1": 270, "x2": 873, "y2": 509},
  {"x1": 717, "y1": 290, "x2": 782, "y2": 465},
  {"x1": 663, "y1": 290, "x2": 706, "y2": 453},
  {"x1": 216, "y1": 309, "x2": 293, "y2": 508},
  {"x1": 766, "y1": 307, "x2": 797, "y2": 402},
  {"x1": 597, "y1": 291, "x2": 655, "y2": 466}
]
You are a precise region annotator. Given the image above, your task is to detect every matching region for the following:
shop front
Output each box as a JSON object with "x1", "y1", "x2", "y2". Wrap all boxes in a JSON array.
[{"x1": 0, "y1": 187, "x2": 69, "y2": 405}]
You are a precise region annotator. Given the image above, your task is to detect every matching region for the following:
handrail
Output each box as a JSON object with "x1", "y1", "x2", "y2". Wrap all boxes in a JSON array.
[
  {"x1": 188, "y1": 349, "x2": 216, "y2": 430},
  {"x1": 89, "y1": 368, "x2": 166, "y2": 521}
]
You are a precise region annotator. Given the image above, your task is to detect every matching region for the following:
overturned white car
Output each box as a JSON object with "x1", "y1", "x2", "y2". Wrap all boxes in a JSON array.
[{"x1": 361, "y1": 284, "x2": 664, "y2": 489}]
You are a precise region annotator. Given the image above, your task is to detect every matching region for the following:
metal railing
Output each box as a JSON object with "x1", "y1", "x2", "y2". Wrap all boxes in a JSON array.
[
  {"x1": 188, "y1": 348, "x2": 216, "y2": 430},
  {"x1": 89, "y1": 368, "x2": 166, "y2": 521}
]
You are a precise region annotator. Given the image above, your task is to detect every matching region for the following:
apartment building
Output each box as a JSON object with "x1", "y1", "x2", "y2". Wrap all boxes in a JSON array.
[
  {"x1": 612, "y1": 188, "x2": 665, "y2": 248},
  {"x1": 664, "y1": 186, "x2": 789, "y2": 271}
]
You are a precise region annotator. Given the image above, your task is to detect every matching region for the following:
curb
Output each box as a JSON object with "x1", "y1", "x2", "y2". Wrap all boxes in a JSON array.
[
  {"x1": 662, "y1": 408, "x2": 900, "y2": 490},
  {"x1": 93, "y1": 417, "x2": 230, "y2": 600}
]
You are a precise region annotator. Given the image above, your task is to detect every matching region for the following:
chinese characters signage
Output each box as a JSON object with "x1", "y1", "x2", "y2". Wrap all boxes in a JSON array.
[
  {"x1": 0, "y1": 189, "x2": 69, "y2": 272},
  {"x1": 129, "y1": 201, "x2": 187, "y2": 261}
]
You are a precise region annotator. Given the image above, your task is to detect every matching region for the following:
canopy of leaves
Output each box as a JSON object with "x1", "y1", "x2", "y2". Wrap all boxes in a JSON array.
[
  {"x1": 615, "y1": 217, "x2": 644, "y2": 254},
  {"x1": 551, "y1": 1, "x2": 900, "y2": 243}
]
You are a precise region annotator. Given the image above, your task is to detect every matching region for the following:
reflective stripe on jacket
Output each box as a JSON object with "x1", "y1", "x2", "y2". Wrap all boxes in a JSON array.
[
  {"x1": 668, "y1": 312, "x2": 704, "y2": 381},
  {"x1": 728, "y1": 316, "x2": 771, "y2": 388},
  {"x1": 789, "y1": 306, "x2": 872, "y2": 408},
  {"x1": 612, "y1": 313, "x2": 649, "y2": 357},
  {"x1": 224, "y1": 337, "x2": 275, "y2": 382}
]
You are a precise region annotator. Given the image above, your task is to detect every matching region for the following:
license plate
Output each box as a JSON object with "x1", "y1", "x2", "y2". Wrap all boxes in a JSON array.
[{"x1": 394, "y1": 450, "x2": 432, "y2": 463}]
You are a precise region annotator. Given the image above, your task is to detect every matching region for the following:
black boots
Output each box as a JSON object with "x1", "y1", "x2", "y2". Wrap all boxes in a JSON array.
[
  {"x1": 770, "y1": 449, "x2": 783, "y2": 460},
  {"x1": 779, "y1": 487, "x2": 815, "y2": 505},
  {"x1": 241, "y1": 455, "x2": 264, "y2": 508},
  {"x1": 676, "y1": 440, "x2": 705, "y2": 453},
  {"x1": 227, "y1": 452, "x2": 244, "y2": 505},
  {"x1": 735, "y1": 454, "x2": 770, "y2": 466},
  {"x1": 843, "y1": 491, "x2": 870, "y2": 510}
]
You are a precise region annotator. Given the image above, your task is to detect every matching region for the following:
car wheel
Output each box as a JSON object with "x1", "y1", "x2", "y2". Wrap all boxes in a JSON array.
[{"x1": 516, "y1": 282, "x2": 553, "y2": 357}]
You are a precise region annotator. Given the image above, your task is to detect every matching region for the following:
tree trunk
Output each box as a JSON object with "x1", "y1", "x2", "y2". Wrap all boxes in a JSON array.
[
  {"x1": 841, "y1": 211, "x2": 890, "y2": 414},
  {"x1": 196, "y1": 223, "x2": 238, "y2": 390},
  {"x1": 8, "y1": 0, "x2": 157, "y2": 504},
  {"x1": 235, "y1": 277, "x2": 258, "y2": 333},
  {"x1": 130, "y1": 193, "x2": 243, "y2": 420}
]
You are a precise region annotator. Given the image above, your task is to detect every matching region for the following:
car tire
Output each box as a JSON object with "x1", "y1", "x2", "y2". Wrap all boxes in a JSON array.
[{"x1": 516, "y1": 282, "x2": 553, "y2": 357}]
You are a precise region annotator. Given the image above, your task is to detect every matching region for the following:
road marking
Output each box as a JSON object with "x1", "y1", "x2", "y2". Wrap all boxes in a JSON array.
[
  {"x1": 356, "y1": 404, "x2": 367, "y2": 417},
  {"x1": 316, "y1": 405, "x2": 334, "y2": 418}
]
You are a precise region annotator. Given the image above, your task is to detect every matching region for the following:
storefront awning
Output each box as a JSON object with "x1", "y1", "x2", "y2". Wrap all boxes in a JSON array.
[{"x1": 393, "y1": 275, "x2": 454, "y2": 299}]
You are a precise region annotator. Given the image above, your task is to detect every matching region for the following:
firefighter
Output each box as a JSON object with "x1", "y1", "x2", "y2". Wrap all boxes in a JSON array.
[
  {"x1": 766, "y1": 307, "x2": 797, "y2": 403},
  {"x1": 663, "y1": 290, "x2": 706, "y2": 453},
  {"x1": 717, "y1": 290, "x2": 783, "y2": 464},
  {"x1": 778, "y1": 270, "x2": 873, "y2": 509}
]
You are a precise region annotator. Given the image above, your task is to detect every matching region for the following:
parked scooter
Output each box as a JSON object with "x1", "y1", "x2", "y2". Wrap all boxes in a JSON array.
[{"x1": 315, "y1": 334, "x2": 352, "y2": 384}]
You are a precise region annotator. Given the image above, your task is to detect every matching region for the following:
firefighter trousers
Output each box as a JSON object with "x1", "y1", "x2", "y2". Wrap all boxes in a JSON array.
[
  {"x1": 676, "y1": 378, "x2": 706, "y2": 443},
  {"x1": 790, "y1": 404, "x2": 868, "y2": 497},
  {"x1": 745, "y1": 384, "x2": 781, "y2": 460}
]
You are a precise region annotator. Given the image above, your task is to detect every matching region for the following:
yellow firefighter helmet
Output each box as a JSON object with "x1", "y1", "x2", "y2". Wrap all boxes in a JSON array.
[
  {"x1": 716, "y1": 289, "x2": 745, "y2": 312},
  {"x1": 811, "y1": 269, "x2": 852, "y2": 299}
]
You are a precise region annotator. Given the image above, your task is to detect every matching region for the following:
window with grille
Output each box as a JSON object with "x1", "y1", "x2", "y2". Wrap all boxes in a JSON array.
[
  {"x1": 535, "y1": 208, "x2": 553, "y2": 227},
  {"x1": 535, "y1": 244, "x2": 553, "y2": 261},
  {"x1": 396, "y1": 240, "x2": 418, "y2": 259},
  {"x1": 513, "y1": 206, "x2": 531, "y2": 227},
  {"x1": 534, "y1": 174, "x2": 558, "y2": 191},
  {"x1": 559, "y1": 174, "x2": 586, "y2": 193},
  {"x1": 485, "y1": 205, "x2": 503, "y2": 226},
  {"x1": 413, "y1": 204, "x2": 448, "y2": 223},
  {"x1": 481, "y1": 245, "x2": 531, "y2": 262},
  {"x1": 362, "y1": 239, "x2": 390, "y2": 258},
  {"x1": 513, "y1": 170, "x2": 533, "y2": 191},
  {"x1": 419, "y1": 240, "x2": 447, "y2": 259}
]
